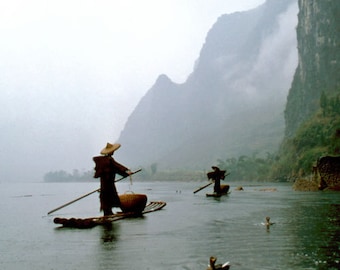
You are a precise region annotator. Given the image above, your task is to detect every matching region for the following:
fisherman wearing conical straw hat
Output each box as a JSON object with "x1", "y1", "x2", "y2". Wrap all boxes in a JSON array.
[{"x1": 93, "y1": 143, "x2": 132, "y2": 216}]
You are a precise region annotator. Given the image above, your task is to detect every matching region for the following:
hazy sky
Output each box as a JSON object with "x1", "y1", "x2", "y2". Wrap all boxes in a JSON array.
[{"x1": 0, "y1": 0, "x2": 265, "y2": 182}]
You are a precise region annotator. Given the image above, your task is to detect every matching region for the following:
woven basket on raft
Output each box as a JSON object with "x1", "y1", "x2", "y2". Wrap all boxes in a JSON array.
[
  {"x1": 220, "y1": 184, "x2": 230, "y2": 193},
  {"x1": 119, "y1": 192, "x2": 147, "y2": 213}
]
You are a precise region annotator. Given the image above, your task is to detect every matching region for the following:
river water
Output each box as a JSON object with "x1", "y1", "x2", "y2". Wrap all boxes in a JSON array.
[{"x1": 0, "y1": 181, "x2": 339, "y2": 270}]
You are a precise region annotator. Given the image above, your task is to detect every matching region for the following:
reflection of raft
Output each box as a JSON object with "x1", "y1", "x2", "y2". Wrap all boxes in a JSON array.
[
  {"x1": 206, "y1": 184, "x2": 230, "y2": 197},
  {"x1": 54, "y1": 201, "x2": 166, "y2": 229}
]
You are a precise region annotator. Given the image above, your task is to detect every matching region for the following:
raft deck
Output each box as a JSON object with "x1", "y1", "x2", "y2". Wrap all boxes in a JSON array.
[
  {"x1": 54, "y1": 201, "x2": 166, "y2": 229},
  {"x1": 206, "y1": 192, "x2": 231, "y2": 197}
]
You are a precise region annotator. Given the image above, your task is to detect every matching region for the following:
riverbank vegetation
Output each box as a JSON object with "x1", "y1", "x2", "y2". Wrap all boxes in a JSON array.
[
  {"x1": 272, "y1": 92, "x2": 340, "y2": 181},
  {"x1": 44, "y1": 169, "x2": 95, "y2": 182}
]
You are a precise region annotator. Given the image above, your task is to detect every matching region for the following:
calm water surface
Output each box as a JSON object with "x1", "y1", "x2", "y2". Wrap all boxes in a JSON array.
[{"x1": 0, "y1": 181, "x2": 339, "y2": 270}]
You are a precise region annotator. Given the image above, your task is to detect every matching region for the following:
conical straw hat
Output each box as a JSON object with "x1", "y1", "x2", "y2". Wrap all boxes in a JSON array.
[{"x1": 100, "y1": 142, "x2": 121, "y2": 155}]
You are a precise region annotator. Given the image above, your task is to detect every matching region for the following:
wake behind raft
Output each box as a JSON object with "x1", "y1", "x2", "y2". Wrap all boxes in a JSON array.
[{"x1": 53, "y1": 193, "x2": 166, "y2": 229}]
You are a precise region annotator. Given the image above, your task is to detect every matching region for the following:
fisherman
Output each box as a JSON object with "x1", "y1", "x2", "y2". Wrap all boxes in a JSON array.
[
  {"x1": 93, "y1": 143, "x2": 132, "y2": 216},
  {"x1": 207, "y1": 166, "x2": 228, "y2": 195}
]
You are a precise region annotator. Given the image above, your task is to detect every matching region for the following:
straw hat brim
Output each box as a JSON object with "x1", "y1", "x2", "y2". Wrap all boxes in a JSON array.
[{"x1": 100, "y1": 143, "x2": 121, "y2": 155}]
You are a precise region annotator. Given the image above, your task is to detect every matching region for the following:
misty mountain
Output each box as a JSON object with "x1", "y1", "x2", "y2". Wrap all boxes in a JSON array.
[
  {"x1": 273, "y1": 0, "x2": 340, "y2": 180},
  {"x1": 284, "y1": 0, "x2": 340, "y2": 138},
  {"x1": 117, "y1": 0, "x2": 298, "y2": 170}
]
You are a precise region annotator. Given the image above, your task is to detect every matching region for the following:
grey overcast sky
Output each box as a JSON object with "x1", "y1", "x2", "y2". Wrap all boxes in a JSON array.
[{"x1": 0, "y1": 0, "x2": 265, "y2": 182}]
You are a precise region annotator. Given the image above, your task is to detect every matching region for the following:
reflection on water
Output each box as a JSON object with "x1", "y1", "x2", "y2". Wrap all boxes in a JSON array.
[
  {"x1": 100, "y1": 223, "x2": 117, "y2": 243},
  {"x1": 1, "y1": 182, "x2": 340, "y2": 269},
  {"x1": 286, "y1": 202, "x2": 340, "y2": 269}
]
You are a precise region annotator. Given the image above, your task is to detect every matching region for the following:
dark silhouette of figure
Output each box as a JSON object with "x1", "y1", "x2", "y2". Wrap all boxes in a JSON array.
[
  {"x1": 207, "y1": 166, "x2": 226, "y2": 194},
  {"x1": 93, "y1": 143, "x2": 132, "y2": 216}
]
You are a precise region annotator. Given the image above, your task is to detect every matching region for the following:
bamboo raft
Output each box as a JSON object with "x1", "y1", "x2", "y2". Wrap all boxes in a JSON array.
[
  {"x1": 206, "y1": 184, "x2": 231, "y2": 197},
  {"x1": 206, "y1": 191, "x2": 231, "y2": 197},
  {"x1": 53, "y1": 201, "x2": 166, "y2": 229}
]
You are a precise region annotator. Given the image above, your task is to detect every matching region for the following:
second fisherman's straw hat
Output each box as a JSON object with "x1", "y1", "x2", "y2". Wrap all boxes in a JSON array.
[{"x1": 100, "y1": 143, "x2": 121, "y2": 155}]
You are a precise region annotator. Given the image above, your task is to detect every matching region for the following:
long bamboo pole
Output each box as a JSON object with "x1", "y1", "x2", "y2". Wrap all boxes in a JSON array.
[
  {"x1": 47, "y1": 169, "x2": 142, "y2": 215},
  {"x1": 193, "y1": 182, "x2": 213, "y2": 194}
]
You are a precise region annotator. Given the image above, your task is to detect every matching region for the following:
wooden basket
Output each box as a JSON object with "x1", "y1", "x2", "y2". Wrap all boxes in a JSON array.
[{"x1": 119, "y1": 193, "x2": 147, "y2": 213}]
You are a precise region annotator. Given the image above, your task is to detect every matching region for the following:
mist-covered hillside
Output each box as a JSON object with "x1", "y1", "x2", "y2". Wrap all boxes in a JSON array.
[
  {"x1": 117, "y1": 0, "x2": 298, "y2": 170},
  {"x1": 273, "y1": 0, "x2": 340, "y2": 181},
  {"x1": 284, "y1": 0, "x2": 340, "y2": 138}
]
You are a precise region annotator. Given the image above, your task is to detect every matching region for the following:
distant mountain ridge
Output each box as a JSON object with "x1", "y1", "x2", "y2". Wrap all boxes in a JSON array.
[{"x1": 117, "y1": 0, "x2": 298, "y2": 170}]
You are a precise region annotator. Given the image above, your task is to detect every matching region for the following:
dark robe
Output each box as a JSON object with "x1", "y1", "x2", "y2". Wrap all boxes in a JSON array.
[
  {"x1": 207, "y1": 168, "x2": 226, "y2": 194},
  {"x1": 93, "y1": 156, "x2": 129, "y2": 215}
]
